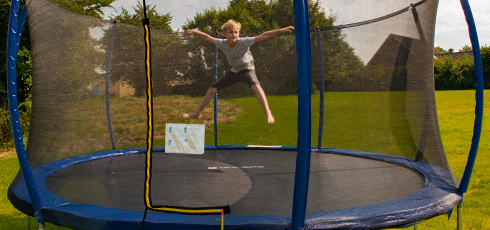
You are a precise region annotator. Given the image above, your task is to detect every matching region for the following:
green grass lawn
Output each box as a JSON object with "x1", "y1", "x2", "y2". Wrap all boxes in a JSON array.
[
  {"x1": 408, "y1": 90, "x2": 490, "y2": 230},
  {"x1": 1, "y1": 90, "x2": 488, "y2": 229}
]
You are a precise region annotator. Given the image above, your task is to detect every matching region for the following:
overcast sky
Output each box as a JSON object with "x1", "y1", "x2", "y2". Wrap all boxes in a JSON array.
[
  {"x1": 435, "y1": 0, "x2": 489, "y2": 51},
  {"x1": 102, "y1": 0, "x2": 489, "y2": 51}
]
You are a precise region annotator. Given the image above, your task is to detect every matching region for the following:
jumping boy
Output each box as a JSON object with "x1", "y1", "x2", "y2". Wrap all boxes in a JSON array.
[{"x1": 183, "y1": 20, "x2": 294, "y2": 124}]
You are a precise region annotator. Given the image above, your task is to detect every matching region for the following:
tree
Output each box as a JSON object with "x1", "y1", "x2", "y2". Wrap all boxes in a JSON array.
[
  {"x1": 180, "y1": 0, "x2": 319, "y2": 95},
  {"x1": 460, "y1": 45, "x2": 472, "y2": 52},
  {"x1": 49, "y1": 0, "x2": 116, "y2": 18},
  {"x1": 110, "y1": 1, "x2": 173, "y2": 31},
  {"x1": 435, "y1": 46, "x2": 447, "y2": 53},
  {"x1": 2, "y1": 0, "x2": 121, "y2": 110},
  {"x1": 180, "y1": 0, "x2": 366, "y2": 95},
  {"x1": 434, "y1": 45, "x2": 490, "y2": 90},
  {"x1": 183, "y1": 0, "x2": 333, "y2": 33},
  {"x1": 480, "y1": 45, "x2": 490, "y2": 88},
  {"x1": 434, "y1": 55, "x2": 474, "y2": 90},
  {"x1": 1, "y1": 0, "x2": 32, "y2": 147},
  {"x1": 1, "y1": 0, "x2": 32, "y2": 109},
  {"x1": 105, "y1": 2, "x2": 182, "y2": 97},
  {"x1": 1, "y1": 0, "x2": 123, "y2": 148}
]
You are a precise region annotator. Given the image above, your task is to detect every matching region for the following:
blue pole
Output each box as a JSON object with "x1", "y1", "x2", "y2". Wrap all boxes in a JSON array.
[
  {"x1": 214, "y1": 30, "x2": 219, "y2": 146},
  {"x1": 106, "y1": 21, "x2": 117, "y2": 150},
  {"x1": 7, "y1": 0, "x2": 45, "y2": 225},
  {"x1": 316, "y1": 27, "x2": 325, "y2": 149},
  {"x1": 458, "y1": 0, "x2": 484, "y2": 194},
  {"x1": 291, "y1": 0, "x2": 312, "y2": 229}
]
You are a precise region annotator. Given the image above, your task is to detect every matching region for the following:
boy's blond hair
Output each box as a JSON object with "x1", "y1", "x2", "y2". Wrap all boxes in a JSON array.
[{"x1": 221, "y1": 20, "x2": 241, "y2": 32}]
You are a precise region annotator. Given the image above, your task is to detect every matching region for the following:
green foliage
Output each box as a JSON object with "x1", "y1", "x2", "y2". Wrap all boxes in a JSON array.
[
  {"x1": 49, "y1": 0, "x2": 116, "y2": 18},
  {"x1": 0, "y1": 47, "x2": 31, "y2": 110},
  {"x1": 481, "y1": 45, "x2": 490, "y2": 88},
  {"x1": 0, "y1": 49, "x2": 6, "y2": 109},
  {"x1": 434, "y1": 45, "x2": 490, "y2": 90},
  {"x1": 460, "y1": 44, "x2": 472, "y2": 52},
  {"x1": 0, "y1": 99, "x2": 31, "y2": 150},
  {"x1": 110, "y1": 1, "x2": 173, "y2": 31},
  {"x1": 434, "y1": 55, "x2": 475, "y2": 90},
  {"x1": 180, "y1": 0, "x2": 372, "y2": 95},
  {"x1": 1, "y1": 0, "x2": 116, "y2": 149},
  {"x1": 315, "y1": 29, "x2": 375, "y2": 92},
  {"x1": 435, "y1": 46, "x2": 447, "y2": 53},
  {"x1": 1, "y1": 0, "x2": 31, "y2": 150},
  {"x1": 103, "y1": 2, "x2": 175, "y2": 96},
  {"x1": 1, "y1": 1, "x2": 32, "y2": 146},
  {"x1": 183, "y1": 0, "x2": 334, "y2": 33},
  {"x1": 107, "y1": 26, "x2": 186, "y2": 97},
  {"x1": 0, "y1": 108, "x2": 12, "y2": 149},
  {"x1": 1, "y1": 0, "x2": 31, "y2": 109},
  {"x1": 0, "y1": 0, "x2": 31, "y2": 51},
  {"x1": 14, "y1": 48, "x2": 32, "y2": 104}
]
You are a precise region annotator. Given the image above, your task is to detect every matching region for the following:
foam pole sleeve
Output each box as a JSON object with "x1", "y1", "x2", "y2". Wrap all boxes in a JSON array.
[
  {"x1": 291, "y1": 0, "x2": 312, "y2": 229},
  {"x1": 458, "y1": 0, "x2": 484, "y2": 194}
]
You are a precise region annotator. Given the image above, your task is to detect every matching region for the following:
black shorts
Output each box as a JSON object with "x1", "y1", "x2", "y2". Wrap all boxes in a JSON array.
[{"x1": 211, "y1": 69, "x2": 260, "y2": 90}]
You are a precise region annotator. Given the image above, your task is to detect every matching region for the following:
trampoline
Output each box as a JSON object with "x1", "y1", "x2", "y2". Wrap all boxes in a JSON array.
[
  {"x1": 9, "y1": 146, "x2": 461, "y2": 229},
  {"x1": 6, "y1": 0, "x2": 483, "y2": 229}
]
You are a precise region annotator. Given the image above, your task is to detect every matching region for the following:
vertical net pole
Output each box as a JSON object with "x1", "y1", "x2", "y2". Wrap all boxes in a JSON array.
[
  {"x1": 7, "y1": 1, "x2": 45, "y2": 226},
  {"x1": 291, "y1": 0, "x2": 312, "y2": 229},
  {"x1": 315, "y1": 27, "x2": 325, "y2": 149},
  {"x1": 214, "y1": 30, "x2": 219, "y2": 146},
  {"x1": 105, "y1": 21, "x2": 117, "y2": 150}
]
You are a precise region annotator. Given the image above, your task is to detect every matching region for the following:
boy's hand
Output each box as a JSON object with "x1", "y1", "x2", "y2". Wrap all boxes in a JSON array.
[
  {"x1": 282, "y1": 26, "x2": 295, "y2": 32},
  {"x1": 186, "y1": 29, "x2": 194, "y2": 34}
]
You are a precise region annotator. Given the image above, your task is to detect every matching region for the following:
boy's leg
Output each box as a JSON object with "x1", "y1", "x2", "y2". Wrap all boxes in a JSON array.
[
  {"x1": 251, "y1": 84, "x2": 275, "y2": 123},
  {"x1": 183, "y1": 87, "x2": 218, "y2": 119}
]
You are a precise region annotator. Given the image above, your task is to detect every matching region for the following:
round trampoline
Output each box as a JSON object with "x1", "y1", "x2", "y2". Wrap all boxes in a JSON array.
[
  {"x1": 9, "y1": 146, "x2": 461, "y2": 229},
  {"x1": 6, "y1": 0, "x2": 483, "y2": 229}
]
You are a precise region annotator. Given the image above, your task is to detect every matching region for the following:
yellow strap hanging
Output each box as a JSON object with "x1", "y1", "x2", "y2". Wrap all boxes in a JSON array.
[
  {"x1": 141, "y1": 15, "x2": 230, "y2": 216},
  {"x1": 143, "y1": 18, "x2": 153, "y2": 209},
  {"x1": 221, "y1": 210, "x2": 224, "y2": 230}
]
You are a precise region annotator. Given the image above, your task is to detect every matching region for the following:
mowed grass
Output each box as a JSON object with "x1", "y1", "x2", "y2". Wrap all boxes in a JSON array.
[
  {"x1": 1, "y1": 90, "x2": 488, "y2": 229},
  {"x1": 221, "y1": 91, "x2": 438, "y2": 161},
  {"x1": 403, "y1": 90, "x2": 490, "y2": 230}
]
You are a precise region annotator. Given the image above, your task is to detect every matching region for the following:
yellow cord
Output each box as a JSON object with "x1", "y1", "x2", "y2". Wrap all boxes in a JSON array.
[{"x1": 221, "y1": 210, "x2": 224, "y2": 230}]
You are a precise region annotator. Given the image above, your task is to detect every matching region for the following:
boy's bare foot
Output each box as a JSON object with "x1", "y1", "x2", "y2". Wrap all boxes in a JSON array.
[
  {"x1": 267, "y1": 113, "x2": 275, "y2": 124},
  {"x1": 183, "y1": 111, "x2": 202, "y2": 119}
]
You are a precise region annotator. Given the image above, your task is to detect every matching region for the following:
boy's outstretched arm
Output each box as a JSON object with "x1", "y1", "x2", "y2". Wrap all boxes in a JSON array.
[
  {"x1": 186, "y1": 29, "x2": 216, "y2": 43},
  {"x1": 254, "y1": 26, "x2": 294, "y2": 42}
]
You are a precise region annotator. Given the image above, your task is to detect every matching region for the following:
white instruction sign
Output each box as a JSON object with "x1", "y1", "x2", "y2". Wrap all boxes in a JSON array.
[{"x1": 165, "y1": 123, "x2": 205, "y2": 154}]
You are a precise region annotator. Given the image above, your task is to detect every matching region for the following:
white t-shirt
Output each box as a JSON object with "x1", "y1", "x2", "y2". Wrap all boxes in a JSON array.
[{"x1": 214, "y1": 37, "x2": 255, "y2": 73}]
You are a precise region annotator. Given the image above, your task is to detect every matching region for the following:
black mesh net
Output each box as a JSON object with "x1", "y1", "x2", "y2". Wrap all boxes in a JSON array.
[{"x1": 12, "y1": 0, "x2": 458, "y2": 224}]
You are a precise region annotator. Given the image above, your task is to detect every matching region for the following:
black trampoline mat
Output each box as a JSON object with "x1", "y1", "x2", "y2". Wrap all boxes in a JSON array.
[{"x1": 45, "y1": 149, "x2": 425, "y2": 217}]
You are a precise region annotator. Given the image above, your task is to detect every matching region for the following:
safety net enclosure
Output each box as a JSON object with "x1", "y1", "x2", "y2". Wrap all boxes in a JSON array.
[{"x1": 7, "y1": 0, "x2": 484, "y2": 229}]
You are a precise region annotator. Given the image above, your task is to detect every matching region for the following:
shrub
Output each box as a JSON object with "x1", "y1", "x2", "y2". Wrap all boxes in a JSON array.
[
  {"x1": 434, "y1": 55, "x2": 475, "y2": 90},
  {"x1": 0, "y1": 99, "x2": 31, "y2": 150}
]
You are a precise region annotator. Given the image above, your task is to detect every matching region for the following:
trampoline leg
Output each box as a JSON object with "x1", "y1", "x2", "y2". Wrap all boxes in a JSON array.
[
  {"x1": 457, "y1": 200, "x2": 463, "y2": 230},
  {"x1": 27, "y1": 215, "x2": 45, "y2": 230},
  {"x1": 413, "y1": 224, "x2": 417, "y2": 230}
]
